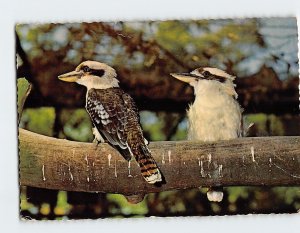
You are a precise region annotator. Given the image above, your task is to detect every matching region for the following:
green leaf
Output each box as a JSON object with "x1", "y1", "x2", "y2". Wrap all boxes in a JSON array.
[{"x1": 17, "y1": 77, "x2": 32, "y2": 123}]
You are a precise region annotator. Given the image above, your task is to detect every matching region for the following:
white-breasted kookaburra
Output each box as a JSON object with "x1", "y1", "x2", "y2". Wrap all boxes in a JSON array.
[
  {"x1": 170, "y1": 67, "x2": 243, "y2": 202},
  {"x1": 58, "y1": 61, "x2": 162, "y2": 184}
]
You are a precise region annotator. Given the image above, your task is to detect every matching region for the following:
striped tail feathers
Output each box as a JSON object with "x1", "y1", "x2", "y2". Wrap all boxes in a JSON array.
[
  {"x1": 137, "y1": 144, "x2": 162, "y2": 184},
  {"x1": 127, "y1": 140, "x2": 162, "y2": 184}
]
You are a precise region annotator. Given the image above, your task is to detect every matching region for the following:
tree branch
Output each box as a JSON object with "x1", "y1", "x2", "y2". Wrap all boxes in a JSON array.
[{"x1": 19, "y1": 128, "x2": 300, "y2": 196}]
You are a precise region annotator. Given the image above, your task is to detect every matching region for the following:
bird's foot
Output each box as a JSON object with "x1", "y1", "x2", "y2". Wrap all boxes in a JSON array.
[
  {"x1": 93, "y1": 138, "x2": 101, "y2": 149},
  {"x1": 207, "y1": 187, "x2": 224, "y2": 202}
]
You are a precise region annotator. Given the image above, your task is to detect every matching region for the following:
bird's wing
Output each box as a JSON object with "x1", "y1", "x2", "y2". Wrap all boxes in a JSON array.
[
  {"x1": 120, "y1": 92, "x2": 141, "y2": 128},
  {"x1": 87, "y1": 88, "x2": 162, "y2": 184},
  {"x1": 86, "y1": 88, "x2": 132, "y2": 150}
]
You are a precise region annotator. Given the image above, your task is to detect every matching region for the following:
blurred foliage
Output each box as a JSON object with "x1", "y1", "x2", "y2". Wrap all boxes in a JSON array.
[
  {"x1": 156, "y1": 20, "x2": 260, "y2": 69},
  {"x1": 107, "y1": 194, "x2": 148, "y2": 216},
  {"x1": 16, "y1": 18, "x2": 298, "y2": 83},
  {"x1": 17, "y1": 78, "x2": 31, "y2": 122},
  {"x1": 140, "y1": 111, "x2": 187, "y2": 141},
  {"x1": 20, "y1": 107, "x2": 55, "y2": 136},
  {"x1": 245, "y1": 114, "x2": 285, "y2": 136},
  {"x1": 20, "y1": 185, "x2": 300, "y2": 219},
  {"x1": 54, "y1": 191, "x2": 72, "y2": 216},
  {"x1": 140, "y1": 111, "x2": 166, "y2": 141},
  {"x1": 59, "y1": 109, "x2": 94, "y2": 142},
  {"x1": 17, "y1": 18, "x2": 299, "y2": 219}
]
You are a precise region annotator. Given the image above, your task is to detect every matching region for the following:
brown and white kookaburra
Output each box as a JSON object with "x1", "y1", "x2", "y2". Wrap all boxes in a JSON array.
[
  {"x1": 170, "y1": 67, "x2": 243, "y2": 202},
  {"x1": 58, "y1": 61, "x2": 162, "y2": 184}
]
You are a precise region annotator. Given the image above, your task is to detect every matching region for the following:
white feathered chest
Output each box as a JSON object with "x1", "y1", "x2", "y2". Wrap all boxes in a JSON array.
[{"x1": 187, "y1": 80, "x2": 242, "y2": 141}]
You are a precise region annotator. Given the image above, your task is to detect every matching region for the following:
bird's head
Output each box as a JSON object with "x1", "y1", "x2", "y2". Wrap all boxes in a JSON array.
[
  {"x1": 58, "y1": 60, "x2": 119, "y2": 89},
  {"x1": 170, "y1": 67, "x2": 238, "y2": 98}
]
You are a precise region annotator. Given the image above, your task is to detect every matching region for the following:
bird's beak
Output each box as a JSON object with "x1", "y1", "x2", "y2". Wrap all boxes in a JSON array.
[
  {"x1": 170, "y1": 72, "x2": 202, "y2": 83},
  {"x1": 58, "y1": 70, "x2": 82, "y2": 82}
]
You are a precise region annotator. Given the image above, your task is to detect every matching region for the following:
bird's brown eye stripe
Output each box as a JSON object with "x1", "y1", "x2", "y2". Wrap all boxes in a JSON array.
[
  {"x1": 209, "y1": 75, "x2": 226, "y2": 83},
  {"x1": 82, "y1": 66, "x2": 105, "y2": 77},
  {"x1": 202, "y1": 74, "x2": 226, "y2": 83},
  {"x1": 91, "y1": 69, "x2": 105, "y2": 77},
  {"x1": 201, "y1": 71, "x2": 226, "y2": 83},
  {"x1": 196, "y1": 68, "x2": 227, "y2": 83}
]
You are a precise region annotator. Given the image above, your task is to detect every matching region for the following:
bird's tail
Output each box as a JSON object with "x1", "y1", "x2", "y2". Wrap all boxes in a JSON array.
[{"x1": 129, "y1": 140, "x2": 162, "y2": 184}]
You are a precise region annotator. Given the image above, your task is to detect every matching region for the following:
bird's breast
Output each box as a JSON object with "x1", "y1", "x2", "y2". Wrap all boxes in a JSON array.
[{"x1": 187, "y1": 96, "x2": 242, "y2": 141}]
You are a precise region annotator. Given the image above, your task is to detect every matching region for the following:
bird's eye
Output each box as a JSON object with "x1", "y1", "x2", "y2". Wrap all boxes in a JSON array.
[
  {"x1": 82, "y1": 66, "x2": 90, "y2": 72},
  {"x1": 203, "y1": 71, "x2": 211, "y2": 77}
]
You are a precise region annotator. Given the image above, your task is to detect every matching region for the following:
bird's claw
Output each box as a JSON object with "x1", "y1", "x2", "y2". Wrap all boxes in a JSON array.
[{"x1": 93, "y1": 138, "x2": 100, "y2": 149}]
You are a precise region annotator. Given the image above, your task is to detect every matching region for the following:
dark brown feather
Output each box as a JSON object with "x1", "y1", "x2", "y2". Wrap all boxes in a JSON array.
[{"x1": 86, "y1": 88, "x2": 162, "y2": 183}]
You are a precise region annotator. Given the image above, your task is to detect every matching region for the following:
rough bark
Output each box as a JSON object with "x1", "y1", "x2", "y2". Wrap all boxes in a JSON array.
[{"x1": 19, "y1": 128, "x2": 300, "y2": 196}]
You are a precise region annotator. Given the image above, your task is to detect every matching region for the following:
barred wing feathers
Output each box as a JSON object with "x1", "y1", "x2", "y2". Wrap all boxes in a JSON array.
[{"x1": 86, "y1": 88, "x2": 162, "y2": 184}]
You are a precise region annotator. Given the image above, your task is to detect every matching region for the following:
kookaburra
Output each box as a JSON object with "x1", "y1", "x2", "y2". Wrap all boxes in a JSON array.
[
  {"x1": 58, "y1": 61, "x2": 162, "y2": 184},
  {"x1": 170, "y1": 67, "x2": 243, "y2": 202}
]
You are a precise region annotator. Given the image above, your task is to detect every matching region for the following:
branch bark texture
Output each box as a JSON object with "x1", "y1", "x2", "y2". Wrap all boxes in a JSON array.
[{"x1": 19, "y1": 128, "x2": 300, "y2": 196}]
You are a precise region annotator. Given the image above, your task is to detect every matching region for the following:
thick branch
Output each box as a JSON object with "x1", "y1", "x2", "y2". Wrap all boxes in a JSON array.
[{"x1": 19, "y1": 129, "x2": 300, "y2": 195}]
